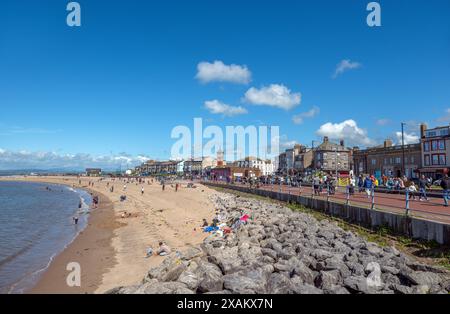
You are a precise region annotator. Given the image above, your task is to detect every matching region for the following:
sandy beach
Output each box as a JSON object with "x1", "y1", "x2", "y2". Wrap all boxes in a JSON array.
[{"x1": 0, "y1": 176, "x2": 216, "y2": 294}]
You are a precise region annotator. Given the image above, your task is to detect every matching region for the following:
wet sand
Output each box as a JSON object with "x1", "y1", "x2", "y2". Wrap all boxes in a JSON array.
[
  {"x1": 30, "y1": 191, "x2": 118, "y2": 294},
  {"x1": 0, "y1": 176, "x2": 215, "y2": 294}
]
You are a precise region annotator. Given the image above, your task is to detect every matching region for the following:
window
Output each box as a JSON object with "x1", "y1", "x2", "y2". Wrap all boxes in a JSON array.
[
  {"x1": 384, "y1": 158, "x2": 388, "y2": 165},
  {"x1": 395, "y1": 157, "x2": 401, "y2": 164},
  {"x1": 424, "y1": 142, "x2": 430, "y2": 152},
  {"x1": 424, "y1": 155, "x2": 430, "y2": 166},
  {"x1": 440, "y1": 129, "x2": 449, "y2": 136},
  {"x1": 439, "y1": 154, "x2": 447, "y2": 166},
  {"x1": 411, "y1": 156, "x2": 415, "y2": 164},
  {"x1": 432, "y1": 140, "x2": 438, "y2": 151},
  {"x1": 426, "y1": 131, "x2": 437, "y2": 137},
  {"x1": 371, "y1": 159, "x2": 376, "y2": 166},
  {"x1": 439, "y1": 140, "x2": 446, "y2": 151},
  {"x1": 432, "y1": 154, "x2": 439, "y2": 166}
]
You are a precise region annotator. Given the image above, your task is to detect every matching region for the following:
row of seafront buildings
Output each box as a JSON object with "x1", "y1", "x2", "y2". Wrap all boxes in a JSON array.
[
  {"x1": 133, "y1": 152, "x2": 275, "y2": 179},
  {"x1": 277, "y1": 123, "x2": 450, "y2": 180},
  {"x1": 131, "y1": 123, "x2": 450, "y2": 181}
]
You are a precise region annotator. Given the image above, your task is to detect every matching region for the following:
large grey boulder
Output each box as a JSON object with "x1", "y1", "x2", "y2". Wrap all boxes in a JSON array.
[
  {"x1": 267, "y1": 273, "x2": 292, "y2": 294},
  {"x1": 195, "y1": 261, "x2": 224, "y2": 293},
  {"x1": 223, "y1": 268, "x2": 268, "y2": 294}
]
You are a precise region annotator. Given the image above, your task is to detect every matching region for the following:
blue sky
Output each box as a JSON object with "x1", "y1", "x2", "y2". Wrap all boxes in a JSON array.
[{"x1": 0, "y1": 0, "x2": 449, "y2": 169}]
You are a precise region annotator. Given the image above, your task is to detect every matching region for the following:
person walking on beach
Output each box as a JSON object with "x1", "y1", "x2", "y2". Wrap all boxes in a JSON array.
[
  {"x1": 175, "y1": 183, "x2": 179, "y2": 192},
  {"x1": 162, "y1": 183, "x2": 165, "y2": 191},
  {"x1": 73, "y1": 216, "x2": 79, "y2": 225},
  {"x1": 440, "y1": 174, "x2": 450, "y2": 207},
  {"x1": 141, "y1": 186, "x2": 144, "y2": 195}
]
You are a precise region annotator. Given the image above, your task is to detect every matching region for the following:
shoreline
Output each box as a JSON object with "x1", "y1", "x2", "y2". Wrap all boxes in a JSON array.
[
  {"x1": 29, "y1": 188, "x2": 118, "y2": 294},
  {"x1": 0, "y1": 178, "x2": 118, "y2": 294},
  {"x1": 0, "y1": 176, "x2": 216, "y2": 294}
]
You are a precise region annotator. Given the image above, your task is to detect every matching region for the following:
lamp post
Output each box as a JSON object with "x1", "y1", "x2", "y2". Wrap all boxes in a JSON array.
[
  {"x1": 311, "y1": 140, "x2": 320, "y2": 178},
  {"x1": 401, "y1": 122, "x2": 406, "y2": 177}
]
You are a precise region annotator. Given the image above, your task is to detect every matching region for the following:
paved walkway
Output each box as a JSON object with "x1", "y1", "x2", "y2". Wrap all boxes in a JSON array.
[{"x1": 207, "y1": 181, "x2": 450, "y2": 224}]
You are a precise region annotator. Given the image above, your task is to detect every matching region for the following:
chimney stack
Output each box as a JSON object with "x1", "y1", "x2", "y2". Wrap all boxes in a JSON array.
[
  {"x1": 323, "y1": 136, "x2": 329, "y2": 143},
  {"x1": 340, "y1": 140, "x2": 345, "y2": 147},
  {"x1": 384, "y1": 139, "x2": 393, "y2": 148},
  {"x1": 420, "y1": 123, "x2": 427, "y2": 138}
]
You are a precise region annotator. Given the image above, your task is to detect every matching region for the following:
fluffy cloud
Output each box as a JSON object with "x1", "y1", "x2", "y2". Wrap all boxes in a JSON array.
[
  {"x1": 332, "y1": 59, "x2": 362, "y2": 79},
  {"x1": 204, "y1": 100, "x2": 248, "y2": 117},
  {"x1": 316, "y1": 119, "x2": 374, "y2": 147},
  {"x1": 196, "y1": 60, "x2": 252, "y2": 84},
  {"x1": 0, "y1": 149, "x2": 150, "y2": 171},
  {"x1": 395, "y1": 132, "x2": 420, "y2": 145},
  {"x1": 292, "y1": 106, "x2": 320, "y2": 125},
  {"x1": 244, "y1": 84, "x2": 301, "y2": 110}
]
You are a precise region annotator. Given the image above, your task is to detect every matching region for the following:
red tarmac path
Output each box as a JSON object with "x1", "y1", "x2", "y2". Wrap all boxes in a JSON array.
[{"x1": 208, "y1": 181, "x2": 450, "y2": 224}]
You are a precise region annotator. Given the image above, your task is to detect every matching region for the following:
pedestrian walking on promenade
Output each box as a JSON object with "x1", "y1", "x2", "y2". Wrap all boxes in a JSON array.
[
  {"x1": 440, "y1": 174, "x2": 450, "y2": 207},
  {"x1": 358, "y1": 175, "x2": 364, "y2": 193},
  {"x1": 313, "y1": 176, "x2": 321, "y2": 196},
  {"x1": 364, "y1": 176, "x2": 373, "y2": 198},
  {"x1": 419, "y1": 175, "x2": 429, "y2": 201}
]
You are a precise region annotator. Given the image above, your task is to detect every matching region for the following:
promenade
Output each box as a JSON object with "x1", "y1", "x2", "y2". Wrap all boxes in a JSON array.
[{"x1": 207, "y1": 181, "x2": 450, "y2": 224}]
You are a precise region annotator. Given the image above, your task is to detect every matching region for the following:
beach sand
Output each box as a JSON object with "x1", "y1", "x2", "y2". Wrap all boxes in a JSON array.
[{"x1": 0, "y1": 176, "x2": 216, "y2": 294}]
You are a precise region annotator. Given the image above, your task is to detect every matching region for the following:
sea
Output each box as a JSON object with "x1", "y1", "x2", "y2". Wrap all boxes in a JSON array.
[{"x1": 0, "y1": 181, "x2": 92, "y2": 294}]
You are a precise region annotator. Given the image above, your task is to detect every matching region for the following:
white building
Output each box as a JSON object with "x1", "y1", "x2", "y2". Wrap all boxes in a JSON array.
[{"x1": 235, "y1": 157, "x2": 275, "y2": 176}]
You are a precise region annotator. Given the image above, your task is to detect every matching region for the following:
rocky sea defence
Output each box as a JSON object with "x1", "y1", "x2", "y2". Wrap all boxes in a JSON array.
[{"x1": 107, "y1": 193, "x2": 450, "y2": 294}]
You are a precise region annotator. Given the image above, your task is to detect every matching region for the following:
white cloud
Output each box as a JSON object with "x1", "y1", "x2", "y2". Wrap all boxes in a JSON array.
[
  {"x1": 395, "y1": 132, "x2": 420, "y2": 145},
  {"x1": 204, "y1": 100, "x2": 248, "y2": 117},
  {"x1": 316, "y1": 119, "x2": 374, "y2": 147},
  {"x1": 0, "y1": 125, "x2": 62, "y2": 136},
  {"x1": 376, "y1": 119, "x2": 391, "y2": 126},
  {"x1": 0, "y1": 149, "x2": 150, "y2": 171},
  {"x1": 437, "y1": 108, "x2": 450, "y2": 123},
  {"x1": 332, "y1": 59, "x2": 362, "y2": 79},
  {"x1": 196, "y1": 60, "x2": 252, "y2": 84},
  {"x1": 244, "y1": 84, "x2": 301, "y2": 110},
  {"x1": 292, "y1": 106, "x2": 320, "y2": 125}
]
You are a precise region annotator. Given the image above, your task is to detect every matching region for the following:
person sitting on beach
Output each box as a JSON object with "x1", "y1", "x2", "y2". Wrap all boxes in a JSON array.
[
  {"x1": 146, "y1": 247, "x2": 154, "y2": 258},
  {"x1": 202, "y1": 219, "x2": 209, "y2": 227},
  {"x1": 157, "y1": 242, "x2": 171, "y2": 256}
]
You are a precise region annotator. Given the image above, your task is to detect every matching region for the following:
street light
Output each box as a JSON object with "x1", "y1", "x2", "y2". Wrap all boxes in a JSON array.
[{"x1": 401, "y1": 122, "x2": 406, "y2": 177}]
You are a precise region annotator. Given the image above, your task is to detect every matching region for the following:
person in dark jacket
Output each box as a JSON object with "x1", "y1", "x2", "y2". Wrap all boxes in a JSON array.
[
  {"x1": 440, "y1": 174, "x2": 450, "y2": 207},
  {"x1": 358, "y1": 175, "x2": 364, "y2": 193},
  {"x1": 418, "y1": 175, "x2": 429, "y2": 201}
]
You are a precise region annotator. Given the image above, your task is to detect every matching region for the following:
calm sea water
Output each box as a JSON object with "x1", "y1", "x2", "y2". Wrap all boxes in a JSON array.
[{"x1": 0, "y1": 181, "x2": 92, "y2": 294}]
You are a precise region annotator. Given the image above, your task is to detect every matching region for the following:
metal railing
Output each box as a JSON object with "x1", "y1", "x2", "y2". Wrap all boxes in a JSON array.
[{"x1": 202, "y1": 179, "x2": 450, "y2": 223}]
